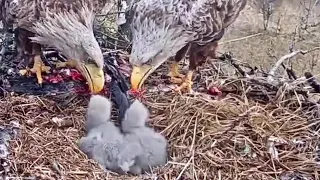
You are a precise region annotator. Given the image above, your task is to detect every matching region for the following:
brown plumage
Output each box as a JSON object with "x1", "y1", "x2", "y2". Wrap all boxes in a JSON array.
[
  {"x1": 129, "y1": 0, "x2": 247, "y2": 93},
  {"x1": 2, "y1": 0, "x2": 113, "y2": 93}
]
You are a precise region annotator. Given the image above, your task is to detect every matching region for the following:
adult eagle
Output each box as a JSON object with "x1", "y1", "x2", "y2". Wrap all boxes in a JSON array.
[
  {"x1": 129, "y1": 0, "x2": 247, "y2": 93},
  {"x1": 2, "y1": 0, "x2": 112, "y2": 93}
]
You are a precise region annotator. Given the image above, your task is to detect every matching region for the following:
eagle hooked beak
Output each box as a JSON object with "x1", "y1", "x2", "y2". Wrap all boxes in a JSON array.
[
  {"x1": 130, "y1": 64, "x2": 153, "y2": 90},
  {"x1": 78, "y1": 62, "x2": 105, "y2": 94}
]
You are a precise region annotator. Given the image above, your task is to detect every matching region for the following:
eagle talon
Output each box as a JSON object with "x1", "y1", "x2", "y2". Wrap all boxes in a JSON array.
[
  {"x1": 41, "y1": 66, "x2": 51, "y2": 74},
  {"x1": 174, "y1": 81, "x2": 193, "y2": 93},
  {"x1": 170, "y1": 77, "x2": 184, "y2": 84},
  {"x1": 167, "y1": 71, "x2": 185, "y2": 79},
  {"x1": 19, "y1": 69, "x2": 29, "y2": 76},
  {"x1": 56, "y1": 59, "x2": 77, "y2": 68},
  {"x1": 20, "y1": 55, "x2": 51, "y2": 85},
  {"x1": 36, "y1": 83, "x2": 43, "y2": 88},
  {"x1": 56, "y1": 62, "x2": 68, "y2": 68},
  {"x1": 127, "y1": 0, "x2": 246, "y2": 95},
  {"x1": 173, "y1": 70, "x2": 194, "y2": 93},
  {"x1": 167, "y1": 61, "x2": 185, "y2": 79}
]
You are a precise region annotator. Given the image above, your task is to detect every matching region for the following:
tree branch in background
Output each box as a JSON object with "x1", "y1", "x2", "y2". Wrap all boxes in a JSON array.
[{"x1": 267, "y1": 47, "x2": 320, "y2": 84}]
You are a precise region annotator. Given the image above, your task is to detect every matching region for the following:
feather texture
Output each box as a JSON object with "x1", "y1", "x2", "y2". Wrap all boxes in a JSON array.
[
  {"x1": 1, "y1": 0, "x2": 112, "y2": 66},
  {"x1": 121, "y1": 98, "x2": 168, "y2": 175},
  {"x1": 28, "y1": 4, "x2": 98, "y2": 62},
  {"x1": 79, "y1": 95, "x2": 167, "y2": 175},
  {"x1": 129, "y1": 0, "x2": 247, "y2": 67},
  {"x1": 79, "y1": 95, "x2": 143, "y2": 174}
]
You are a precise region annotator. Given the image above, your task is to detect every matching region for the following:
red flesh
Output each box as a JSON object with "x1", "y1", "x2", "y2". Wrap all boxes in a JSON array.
[{"x1": 208, "y1": 86, "x2": 222, "y2": 96}]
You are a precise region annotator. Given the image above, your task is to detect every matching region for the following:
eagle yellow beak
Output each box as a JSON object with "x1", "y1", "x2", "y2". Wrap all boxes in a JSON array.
[
  {"x1": 79, "y1": 63, "x2": 105, "y2": 94},
  {"x1": 130, "y1": 64, "x2": 153, "y2": 90}
]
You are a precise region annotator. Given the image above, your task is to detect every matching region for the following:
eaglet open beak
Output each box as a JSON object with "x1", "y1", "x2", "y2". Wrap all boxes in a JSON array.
[
  {"x1": 77, "y1": 62, "x2": 105, "y2": 94},
  {"x1": 130, "y1": 64, "x2": 153, "y2": 90}
]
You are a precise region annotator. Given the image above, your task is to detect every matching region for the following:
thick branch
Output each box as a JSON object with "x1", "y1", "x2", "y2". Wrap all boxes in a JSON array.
[{"x1": 267, "y1": 47, "x2": 320, "y2": 83}]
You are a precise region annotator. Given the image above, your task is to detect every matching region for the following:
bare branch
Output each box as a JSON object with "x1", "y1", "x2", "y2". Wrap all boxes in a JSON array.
[{"x1": 267, "y1": 47, "x2": 320, "y2": 83}]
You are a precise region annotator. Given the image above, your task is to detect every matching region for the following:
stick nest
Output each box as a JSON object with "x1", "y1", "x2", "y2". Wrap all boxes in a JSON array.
[{"x1": 2, "y1": 57, "x2": 320, "y2": 179}]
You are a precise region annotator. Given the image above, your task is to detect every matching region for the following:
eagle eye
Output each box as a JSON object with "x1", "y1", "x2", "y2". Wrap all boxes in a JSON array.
[
  {"x1": 146, "y1": 59, "x2": 153, "y2": 65},
  {"x1": 86, "y1": 57, "x2": 96, "y2": 64}
]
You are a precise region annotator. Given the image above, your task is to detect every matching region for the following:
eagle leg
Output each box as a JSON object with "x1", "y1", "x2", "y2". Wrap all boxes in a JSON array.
[
  {"x1": 172, "y1": 43, "x2": 204, "y2": 93},
  {"x1": 19, "y1": 55, "x2": 51, "y2": 85},
  {"x1": 167, "y1": 45, "x2": 190, "y2": 84},
  {"x1": 56, "y1": 59, "x2": 78, "y2": 68},
  {"x1": 167, "y1": 61, "x2": 185, "y2": 80},
  {"x1": 174, "y1": 70, "x2": 193, "y2": 93},
  {"x1": 211, "y1": 41, "x2": 219, "y2": 59}
]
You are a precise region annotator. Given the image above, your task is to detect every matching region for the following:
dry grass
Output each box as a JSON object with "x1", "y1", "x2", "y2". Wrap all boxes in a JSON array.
[
  {"x1": 1, "y1": 0, "x2": 320, "y2": 179},
  {"x1": 2, "y1": 81, "x2": 320, "y2": 179}
]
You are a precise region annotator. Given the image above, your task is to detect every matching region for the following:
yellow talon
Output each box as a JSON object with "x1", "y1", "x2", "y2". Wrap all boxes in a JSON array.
[
  {"x1": 19, "y1": 55, "x2": 51, "y2": 85},
  {"x1": 170, "y1": 77, "x2": 184, "y2": 84},
  {"x1": 56, "y1": 59, "x2": 78, "y2": 68},
  {"x1": 19, "y1": 69, "x2": 29, "y2": 76},
  {"x1": 41, "y1": 65, "x2": 51, "y2": 73},
  {"x1": 174, "y1": 70, "x2": 194, "y2": 93},
  {"x1": 167, "y1": 61, "x2": 185, "y2": 79}
]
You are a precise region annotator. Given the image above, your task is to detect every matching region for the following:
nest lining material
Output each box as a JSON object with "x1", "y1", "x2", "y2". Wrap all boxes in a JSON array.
[
  {"x1": 1, "y1": 84, "x2": 319, "y2": 179},
  {"x1": 0, "y1": 39, "x2": 319, "y2": 179}
]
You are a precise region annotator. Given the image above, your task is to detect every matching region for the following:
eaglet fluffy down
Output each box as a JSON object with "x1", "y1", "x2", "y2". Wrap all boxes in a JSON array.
[{"x1": 79, "y1": 95, "x2": 168, "y2": 175}]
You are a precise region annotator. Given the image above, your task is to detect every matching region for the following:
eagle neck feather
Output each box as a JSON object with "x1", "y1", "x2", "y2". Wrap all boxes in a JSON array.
[{"x1": 29, "y1": 5, "x2": 96, "y2": 61}]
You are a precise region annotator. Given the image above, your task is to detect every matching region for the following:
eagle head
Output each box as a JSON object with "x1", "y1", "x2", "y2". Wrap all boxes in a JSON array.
[
  {"x1": 129, "y1": 13, "x2": 189, "y2": 90},
  {"x1": 30, "y1": 6, "x2": 105, "y2": 94},
  {"x1": 77, "y1": 32, "x2": 105, "y2": 94}
]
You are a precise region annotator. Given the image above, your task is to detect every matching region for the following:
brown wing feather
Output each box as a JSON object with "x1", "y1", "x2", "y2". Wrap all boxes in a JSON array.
[
  {"x1": 173, "y1": 0, "x2": 246, "y2": 71},
  {"x1": 1, "y1": 0, "x2": 110, "y2": 64},
  {"x1": 1, "y1": 0, "x2": 19, "y2": 27},
  {"x1": 17, "y1": 0, "x2": 96, "y2": 32},
  {"x1": 0, "y1": 0, "x2": 112, "y2": 32},
  {"x1": 189, "y1": 0, "x2": 247, "y2": 45},
  {"x1": 131, "y1": 0, "x2": 246, "y2": 45}
]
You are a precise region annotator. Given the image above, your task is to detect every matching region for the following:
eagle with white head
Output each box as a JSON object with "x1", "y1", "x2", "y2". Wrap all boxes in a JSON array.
[
  {"x1": 2, "y1": 0, "x2": 114, "y2": 93},
  {"x1": 129, "y1": 0, "x2": 247, "y2": 93}
]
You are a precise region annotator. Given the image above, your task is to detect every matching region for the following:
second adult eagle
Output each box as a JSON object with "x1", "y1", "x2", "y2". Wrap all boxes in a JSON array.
[
  {"x1": 4, "y1": 0, "x2": 112, "y2": 93},
  {"x1": 129, "y1": 0, "x2": 247, "y2": 93}
]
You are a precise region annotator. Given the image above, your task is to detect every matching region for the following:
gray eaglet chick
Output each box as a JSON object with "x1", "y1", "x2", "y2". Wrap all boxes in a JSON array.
[
  {"x1": 84, "y1": 94, "x2": 113, "y2": 132},
  {"x1": 121, "y1": 99, "x2": 169, "y2": 175},
  {"x1": 78, "y1": 95, "x2": 143, "y2": 174}
]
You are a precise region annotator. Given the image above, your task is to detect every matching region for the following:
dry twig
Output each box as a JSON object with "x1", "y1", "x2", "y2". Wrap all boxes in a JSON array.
[{"x1": 267, "y1": 47, "x2": 320, "y2": 83}]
